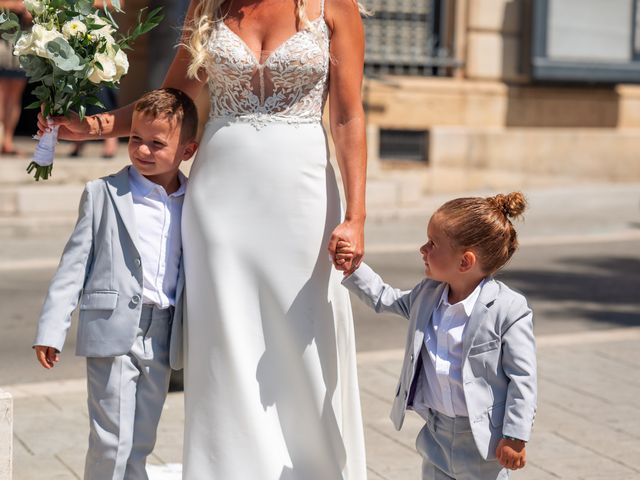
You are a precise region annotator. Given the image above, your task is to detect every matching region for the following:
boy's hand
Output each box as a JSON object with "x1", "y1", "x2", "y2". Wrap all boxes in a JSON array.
[
  {"x1": 334, "y1": 240, "x2": 355, "y2": 271},
  {"x1": 34, "y1": 345, "x2": 60, "y2": 369},
  {"x1": 496, "y1": 438, "x2": 526, "y2": 470}
]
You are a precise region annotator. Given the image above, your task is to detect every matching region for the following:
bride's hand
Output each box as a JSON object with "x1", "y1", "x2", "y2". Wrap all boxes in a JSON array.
[
  {"x1": 328, "y1": 219, "x2": 364, "y2": 275},
  {"x1": 37, "y1": 107, "x2": 93, "y2": 141}
]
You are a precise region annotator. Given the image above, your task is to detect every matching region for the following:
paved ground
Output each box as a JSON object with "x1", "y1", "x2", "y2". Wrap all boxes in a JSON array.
[
  {"x1": 1, "y1": 180, "x2": 639, "y2": 479},
  {"x1": 5, "y1": 327, "x2": 640, "y2": 480}
]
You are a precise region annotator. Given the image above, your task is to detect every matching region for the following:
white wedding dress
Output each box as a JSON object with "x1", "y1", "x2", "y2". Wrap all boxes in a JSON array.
[{"x1": 181, "y1": 3, "x2": 367, "y2": 479}]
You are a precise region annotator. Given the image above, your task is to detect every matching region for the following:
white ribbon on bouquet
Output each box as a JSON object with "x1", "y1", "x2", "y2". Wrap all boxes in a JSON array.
[{"x1": 32, "y1": 120, "x2": 59, "y2": 167}]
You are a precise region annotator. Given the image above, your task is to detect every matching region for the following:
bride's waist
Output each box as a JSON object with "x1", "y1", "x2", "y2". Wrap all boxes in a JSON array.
[{"x1": 206, "y1": 112, "x2": 323, "y2": 129}]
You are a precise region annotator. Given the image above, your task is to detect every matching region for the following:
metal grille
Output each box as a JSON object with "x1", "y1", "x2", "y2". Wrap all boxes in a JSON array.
[
  {"x1": 362, "y1": 0, "x2": 453, "y2": 76},
  {"x1": 379, "y1": 129, "x2": 428, "y2": 162}
]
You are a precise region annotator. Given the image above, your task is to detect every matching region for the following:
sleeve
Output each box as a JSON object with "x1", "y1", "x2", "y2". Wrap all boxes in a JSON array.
[
  {"x1": 341, "y1": 262, "x2": 415, "y2": 320},
  {"x1": 500, "y1": 297, "x2": 537, "y2": 441},
  {"x1": 33, "y1": 184, "x2": 95, "y2": 352}
]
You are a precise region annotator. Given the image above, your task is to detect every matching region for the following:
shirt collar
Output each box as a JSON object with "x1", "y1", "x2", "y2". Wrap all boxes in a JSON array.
[
  {"x1": 438, "y1": 278, "x2": 487, "y2": 317},
  {"x1": 129, "y1": 166, "x2": 187, "y2": 198}
]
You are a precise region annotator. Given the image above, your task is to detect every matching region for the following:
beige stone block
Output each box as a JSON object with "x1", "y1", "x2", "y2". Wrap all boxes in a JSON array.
[
  {"x1": 466, "y1": 31, "x2": 521, "y2": 81},
  {"x1": 468, "y1": 0, "x2": 522, "y2": 34},
  {"x1": 16, "y1": 185, "x2": 84, "y2": 215},
  {"x1": 366, "y1": 179, "x2": 399, "y2": 210},
  {"x1": 429, "y1": 127, "x2": 640, "y2": 183},
  {"x1": 504, "y1": 86, "x2": 619, "y2": 128},
  {"x1": 0, "y1": 190, "x2": 17, "y2": 215},
  {"x1": 618, "y1": 85, "x2": 640, "y2": 128},
  {"x1": 0, "y1": 389, "x2": 12, "y2": 480}
]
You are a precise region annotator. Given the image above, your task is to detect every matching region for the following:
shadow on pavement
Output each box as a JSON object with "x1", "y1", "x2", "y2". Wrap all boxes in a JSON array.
[{"x1": 497, "y1": 256, "x2": 640, "y2": 328}]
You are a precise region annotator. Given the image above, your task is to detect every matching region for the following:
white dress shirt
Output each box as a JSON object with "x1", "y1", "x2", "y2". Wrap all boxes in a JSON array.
[
  {"x1": 412, "y1": 279, "x2": 486, "y2": 418},
  {"x1": 129, "y1": 167, "x2": 186, "y2": 308}
]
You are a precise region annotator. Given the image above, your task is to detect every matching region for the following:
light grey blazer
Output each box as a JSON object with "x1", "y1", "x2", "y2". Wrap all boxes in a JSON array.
[
  {"x1": 343, "y1": 263, "x2": 536, "y2": 460},
  {"x1": 34, "y1": 166, "x2": 184, "y2": 370}
]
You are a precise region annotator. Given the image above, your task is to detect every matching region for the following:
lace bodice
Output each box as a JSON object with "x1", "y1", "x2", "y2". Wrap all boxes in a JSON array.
[{"x1": 204, "y1": 11, "x2": 330, "y2": 129}]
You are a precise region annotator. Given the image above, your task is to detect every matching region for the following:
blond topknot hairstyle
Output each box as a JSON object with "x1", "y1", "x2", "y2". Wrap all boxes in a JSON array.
[
  {"x1": 183, "y1": 0, "x2": 368, "y2": 80},
  {"x1": 435, "y1": 192, "x2": 527, "y2": 275}
]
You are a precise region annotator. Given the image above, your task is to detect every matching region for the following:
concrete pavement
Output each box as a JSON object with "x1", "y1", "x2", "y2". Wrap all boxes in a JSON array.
[
  {"x1": 4, "y1": 326, "x2": 640, "y2": 479},
  {"x1": 2, "y1": 147, "x2": 640, "y2": 479}
]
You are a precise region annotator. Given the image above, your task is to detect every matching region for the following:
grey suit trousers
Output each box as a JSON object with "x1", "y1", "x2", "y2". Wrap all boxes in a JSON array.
[
  {"x1": 416, "y1": 409, "x2": 509, "y2": 480},
  {"x1": 84, "y1": 305, "x2": 172, "y2": 480}
]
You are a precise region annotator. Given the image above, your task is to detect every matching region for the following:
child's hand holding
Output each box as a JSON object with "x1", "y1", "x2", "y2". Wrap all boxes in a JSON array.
[
  {"x1": 334, "y1": 240, "x2": 355, "y2": 272},
  {"x1": 496, "y1": 438, "x2": 526, "y2": 470},
  {"x1": 34, "y1": 345, "x2": 60, "y2": 369}
]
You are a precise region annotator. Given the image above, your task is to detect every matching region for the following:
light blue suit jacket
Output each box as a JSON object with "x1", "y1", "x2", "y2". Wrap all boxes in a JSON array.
[
  {"x1": 34, "y1": 166, "x2": 184, "y2": 370},
  {"x1": 343, "y1": 263, "x2": 536, "y2": 460}
]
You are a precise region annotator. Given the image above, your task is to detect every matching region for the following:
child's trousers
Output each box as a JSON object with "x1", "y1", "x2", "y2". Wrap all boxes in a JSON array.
[
  {"x1": 83, "y1": 305, "x2": 173, "y2": 480},
  {"x1": 416, "y1": 408, "x2": 509, "y2": 480}
]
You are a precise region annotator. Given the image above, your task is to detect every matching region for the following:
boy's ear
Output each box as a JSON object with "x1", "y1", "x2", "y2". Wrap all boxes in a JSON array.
[
  {"x1": 459, "y1": 250, "x2": 476, "y2": 273},
  {"x1": 182, "y1": 141, "x2": 199, "y2": 161}
]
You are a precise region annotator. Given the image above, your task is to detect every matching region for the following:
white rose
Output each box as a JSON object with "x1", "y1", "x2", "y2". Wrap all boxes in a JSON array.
[
  {"x1": 112, "y1": 48, "x2": 129, "y2": 81},
  {"x1": 88, "y1": 52, "x2": 117, "y2": 83},
  {"x1": 62, "y1": 20, "x2": 87, "y2": 39},
  {"x1": 24, "y1": 0, "x2": 45, "y2": 15},
  {"x1": 30, "y1": 25, "x2": 65, "y2": 59},
  {"x1": 13, "y1": 32, "x2": 35, "y2": 56},
  {"x1": 88, "y1": 14, "x2": 115, "y2": 41}
]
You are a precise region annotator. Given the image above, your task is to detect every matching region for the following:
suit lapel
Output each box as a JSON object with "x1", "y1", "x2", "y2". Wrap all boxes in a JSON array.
[
  {"x1": 462, "y1": 278, "x2": 499, "y2": 360},
  {"x1": 413, "y1": 282, "x2": 446, "y2": 355},
  {"x1": 105, "y1": 166, "x2": 139, "y2": 250}
]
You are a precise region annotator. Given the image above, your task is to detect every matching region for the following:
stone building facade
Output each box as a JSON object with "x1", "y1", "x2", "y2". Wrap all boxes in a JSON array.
[{"x1": 119, "y1": 0, "x2": 640, "y2": 195}]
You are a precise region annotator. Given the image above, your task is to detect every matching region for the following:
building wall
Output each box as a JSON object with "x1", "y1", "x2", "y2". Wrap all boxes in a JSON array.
[
  {"x1": 119, "y1": 0, "x2": 640, "y2": 195},
  {"x1": 364, "y1": 0, "x2": 640, "y2": 194}
]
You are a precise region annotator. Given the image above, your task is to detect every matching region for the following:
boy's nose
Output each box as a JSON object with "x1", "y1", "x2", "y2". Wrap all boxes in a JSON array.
[{"x1": 138, "y1": 144, "x2": 151, "y2": 155}]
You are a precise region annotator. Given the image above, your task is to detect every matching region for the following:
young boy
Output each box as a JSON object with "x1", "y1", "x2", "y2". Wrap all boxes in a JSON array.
[
  {"x1": 33, "y1": 87, "x2": 199, "y2": 480},
  {"x1": 337, "y1": 192, "x2": 537, "y2": 480}
]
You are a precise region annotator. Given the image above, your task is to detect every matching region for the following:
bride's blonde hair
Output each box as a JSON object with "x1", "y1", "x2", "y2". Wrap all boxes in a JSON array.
[{"x1": 184, "y1": 0, "x2": 367, "y2": 79}]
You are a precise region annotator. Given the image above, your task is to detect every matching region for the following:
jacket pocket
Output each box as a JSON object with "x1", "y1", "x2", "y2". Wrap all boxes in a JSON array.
[
  {"x1": 469, "y1": 339, "x2": 500, "y2": 356},
  {"x1": 80, "y1": 290, "x2": 119, "y2": 310},
  {"x1": 488, "y1": 402, "x2": 506, "y2": 428}
]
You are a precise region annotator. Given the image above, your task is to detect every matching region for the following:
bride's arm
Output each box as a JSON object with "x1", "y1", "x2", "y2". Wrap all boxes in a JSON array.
[
  {"x1": 325, "y1": 0, "x2": 367, "y2": 273},
  {"x1": 37, "y1": 0, "x2": 207, "y2": 141}
]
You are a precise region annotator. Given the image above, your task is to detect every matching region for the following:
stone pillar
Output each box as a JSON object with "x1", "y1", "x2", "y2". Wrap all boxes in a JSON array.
[
  {"x1": 465, "y1": 0, "x2": 526, "y2": 82},
  {"x1": 0, "y1": 389, "x2": 12, "y2": 480}
]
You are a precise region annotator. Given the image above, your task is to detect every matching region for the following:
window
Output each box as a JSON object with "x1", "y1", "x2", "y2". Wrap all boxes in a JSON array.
[
  {"x1": 361, "y1": 0, "x2": 457, "y2": 76},
  {"x1": 532, "y1": 0, "x2": 640, "y2": 83}
]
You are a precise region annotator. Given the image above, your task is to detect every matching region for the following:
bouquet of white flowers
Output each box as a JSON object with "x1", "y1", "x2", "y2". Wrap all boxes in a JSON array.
[{"x1": 0, "y1": 0, "x2": 162, "y2": 180}]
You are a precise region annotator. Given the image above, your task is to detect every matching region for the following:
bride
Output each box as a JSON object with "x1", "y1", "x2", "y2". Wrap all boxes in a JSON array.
[{"x1": 39, "y1": 0, "x2": 368, "y2": 477}]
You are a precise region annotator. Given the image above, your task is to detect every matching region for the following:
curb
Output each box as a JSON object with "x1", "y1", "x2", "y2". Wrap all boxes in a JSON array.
[{"x1": 0, "y1": 389, "x2": 12, "y2": 480}]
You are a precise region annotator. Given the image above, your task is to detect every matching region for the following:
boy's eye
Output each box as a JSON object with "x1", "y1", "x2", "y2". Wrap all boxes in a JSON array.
[
  {"x1": 130, "y1": 136, "x2": 141, "y2": 142},
  {"x1": 153, "y1": 141, "x2": 166, "y2": 147}
]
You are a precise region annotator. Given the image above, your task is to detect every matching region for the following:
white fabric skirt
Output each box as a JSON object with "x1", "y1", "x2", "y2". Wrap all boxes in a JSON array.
[{"x1": 181, "y1": 118, "x2": 367, "y2": 479}]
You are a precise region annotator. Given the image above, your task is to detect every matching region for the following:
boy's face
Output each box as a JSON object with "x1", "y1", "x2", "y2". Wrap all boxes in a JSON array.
[
  {"x1": 128, "y1": 111, "x2": 197, "y2": 186},
  {"x1": 419, "y1": 214, "x2": 464, "y2": 283}
]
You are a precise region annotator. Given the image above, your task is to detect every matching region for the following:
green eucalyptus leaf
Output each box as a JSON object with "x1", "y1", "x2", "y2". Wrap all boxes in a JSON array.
[
  {"x1": 46, "y1": 37, "x2": 83, "y2": 71},
  {"x1": 103, "y1": 7, "x2": 119, "y2": 29},
  {"x1": 0, "y1": 10, "x2": 22, "y2": 42},
  {"x1": 75, "y1": 0, "x2": 94, "y2": 15}
]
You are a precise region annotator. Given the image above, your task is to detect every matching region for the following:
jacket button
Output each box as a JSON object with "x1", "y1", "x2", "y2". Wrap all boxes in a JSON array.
[
  {"x1": 131, "y1": 295, "x2": 140, "y2": 305},
  {"x1": 135, "y1": 258, "x2": 141, "y2": 267},
  {"x1": 410, "y1": 353, "x2": 414, "y2": 362}
]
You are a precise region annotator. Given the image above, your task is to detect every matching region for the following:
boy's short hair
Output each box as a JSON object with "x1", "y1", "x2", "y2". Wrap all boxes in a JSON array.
[{"x1": 134, "y1": 88, "x2": 198, "y2": 143}]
